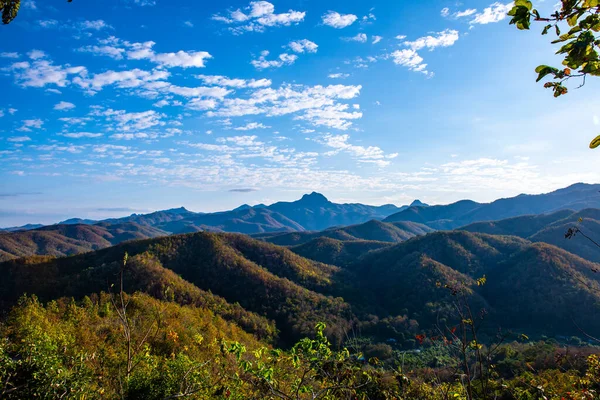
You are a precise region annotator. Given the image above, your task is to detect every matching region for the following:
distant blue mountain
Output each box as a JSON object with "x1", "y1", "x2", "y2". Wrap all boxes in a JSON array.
[{"x1": 385, "y1": 183, "x2": 600, "y2": 229}]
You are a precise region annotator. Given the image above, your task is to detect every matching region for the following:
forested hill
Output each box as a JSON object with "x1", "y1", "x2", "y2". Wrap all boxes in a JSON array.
[
  {"x1": 462, "y1": 208, "x2": 600, "y2": 262},
  {"x1": 0, "y1": 222, "x2": 167, "y2": 262},
  {"x1": 3, "y1": 229, "x2": 600, "y2": 346}
]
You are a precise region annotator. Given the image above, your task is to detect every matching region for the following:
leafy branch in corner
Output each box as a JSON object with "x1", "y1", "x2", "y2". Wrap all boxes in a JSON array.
[
  {"x1": 1, "y1": 0, "x2": 72, "y2": 25},
  {"x1": 508, "y1": 0, "x2": 600, "y2": 148}
]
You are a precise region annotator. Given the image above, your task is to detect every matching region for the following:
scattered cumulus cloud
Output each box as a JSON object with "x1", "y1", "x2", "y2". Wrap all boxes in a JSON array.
[
  {"x1": 251, "y1": 50, "x2": 298, "y2": 69},
  {"x1": 390, "y1": 49, "x2": 429, "y2": 74},
  {"x1": 196, "y1": 75, "x2": 272, "y2": 88},
  {"x1": 317, "y1": 133, "x2": 397, "y2": 167},
  {"x1": 372, "y1": 36, "x2": 383, "y2": 44},
  {"x1": 0, "y1": 52, "x2": 20, "y2": 58},
  {"x1": 404, "y1": 29, "x2": 459, "y2": 50},
  {"x1": 212, "y1": 1, "x2": 306, "y2": 34},
  {"x1": 288, "y1": 39, "x2": 318, "y2": 53},
  {"x1": 456, "y1": 9, "x2": 478, "y2": 18},
  {"x1": 321, "y1": 11, "x2": 358, "y2": 28},
  {"x1": 7, "y1": 52, "x2": 87, "y2": 88},
  {"x1": 61, "y1": 132, "x2": 103, "y2": 138},
  {"x1": 78, "y1": 20, "x2": 112, "y2": 30},
  {"x1": 17, "y1": 119, "x2": 44, "y2": 132},
  {"x1": 8, "y1": 136, "x2": 31, "y2": 142},
  {"x1": 343, "y1": 33, "x2": 368, "y2": 43},
  {"x1": 54, "y1": 101, "x2": 76, "y2": 111},
  {"x1": 328, "y1": 73, "x2": 350, "y2": 79},
  {"x1": 391, "y1": 30, "x2": 460, "y2": 76},
  {"x1": 233, "y1": 122, "x2": 271, "y2": 131},
  {"x1": 79, "y1": 36, "x2": 212, "y2": 68},
  {"x1": 470, "y1": 2, "x2": 513, "y2": 25}
]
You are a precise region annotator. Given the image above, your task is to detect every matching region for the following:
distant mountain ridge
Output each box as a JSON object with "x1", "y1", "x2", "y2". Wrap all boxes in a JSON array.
[
  {"x1": 2, "y1": 183, "x2": 600, "y2": 262},
  {"x1": 2, "y1": 192, "x2": 416, "y2": 235},
  {"x1": 384, "y1": 183, "x2": 600, "y2": 229}
]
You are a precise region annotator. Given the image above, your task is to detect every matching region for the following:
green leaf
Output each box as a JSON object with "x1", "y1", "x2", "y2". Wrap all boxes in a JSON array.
[
  {"x1": 535, "y1": 65, "x2": 559, "y2": 82},
  {"x1": 590, "y1": 135, "x2": 600, "y2": 149},
  {"x1": 567, "y1": 12, "x2": 579, "y2": 27},
  {"x1": 515, "y1": 0, "x2": 533, "y2": 10},
  {"x1": 542, "y1": 24, "x2": 552, "y2": 35}
]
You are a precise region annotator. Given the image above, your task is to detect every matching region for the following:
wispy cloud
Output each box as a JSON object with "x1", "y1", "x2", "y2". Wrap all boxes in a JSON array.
[{"x1": 213, "y1": 1, "x2": 305, "y2": 34}]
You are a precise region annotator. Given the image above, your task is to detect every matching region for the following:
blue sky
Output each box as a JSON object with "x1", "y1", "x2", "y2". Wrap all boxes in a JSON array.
[{"x1": 1, "y1": 0, "x2": 599, "y2": 226}]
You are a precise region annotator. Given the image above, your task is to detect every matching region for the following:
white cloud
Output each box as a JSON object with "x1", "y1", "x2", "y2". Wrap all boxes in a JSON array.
[
  {"x1": 362, "y1": 13, "x2": 376, "y2": 23},
  {"x1": 77, "y1": 45, "x2": 126, "y2": 59},
  {"x1": 395, "y1": 35, "x2": 407, "y2": 40},
  {"x1": 54, "y1": 101, "x2": 76, "y2": 111},
  {"x1": 0, "y1": 52, "x2": 20, "y2": 58},
  {"x1": 295, "y1": 103, "x2": 362, "y2": 130},
  {"x1": 213, "y1": 1, "x2": 305, "y2": 34},
  {"x1": 59, "y1": 117, "x2": 91, "y2": 125},
  {"x1": 32, "y1": 144, "x2": 86, "y2": 153},
  {"x1": 184, "y1": 21, "x2": 194, "y2": 27},
  {"x1": 470, "y1": 2, "x2": 513, "y2": 25},
  {"x1": 148, "y1": 49, "x2": 212, "y2": 68},
  {"x1": 38, "y1": 19, "x2": 58, "y2": 28},
  {"x1": 404, "y1": 29, "x2": 459, "y2": 50},
  {"x1": 183, "y1": 98, "x2": 217, "y2": 110},
  {"x1": 196, "y1": 75, "x2": 272, "y2": 88},
  {"x1": 288, "y1": 39, "x2": 318, "y2": 53},
  {"x1": 328, "y1": 73, "x2": 350, "y2": 79},
  {"x1": 372, "y1": 35, "x2": 383, "y2": 44},
  {"x1": 233, "y1": 122, "x2": 271, "y2": 131},
  {"x1": 455, "y1": 9, "x2": 477, "y2": 18},
  {"x1": 73, "y1": 68, "x2": 169, "y2": 92},
  {"x1": 390, "y1": 30, "x2": 459, "y2": 76},
  {"x1": 27, "y1": 50, "x2": 46, "y2": 60},
  {"x1": 317, "y1": 133, "x2": 396, "y2": 167},
  {"x1": 89, "y1": 36, "x2": 212, "y2": 69},
  {"x1": 93, "y1": 108, "x2": 166, "y2": 131},
  {"x1": 17, "y1": 119, "x2": 44, "y2": 132},
  {"x1": 153, "y1": 99, "x2": 169, "y2": 108},
  {"x1": 7, "y1": 53, "x2": 87, "y2": 88},
  {"x1": 8, "y1": 108, "x2": 17, "y2": 115},
  {"x1": 343, "y1": 33, "x2": 368, "y2": 43},
  {"x1": 167, "y1": 85, "x2": 231, "y2": 99},
  {"x1": 322, "y1": 11, "x2": 358, "y2": 28},
  {"x1": 134, "y1": 0, "x2": 156, "y2": 6},
  {"x1": 251, "y1": 51, "x2": 298, "y2": 69},
  {"x1": 61, "y1": 132, "x2": 103, "y2": 138},
  {"x1": 206, "y1": 83, "x2": 363, "y2": 130},
  {"x1": 22, "y1": 0, "x2": 36, "y2": 10},
  {"x1": 8, "y1": 136, "x2": 31, "y2": 142},
  {"x1": 442, "y1": 7, "x2": 478, "y2": 18},
  {"x1": 390, "y1": 49, "x2": 429, "y2": 74},
  {"x1": 78, "y1": 20, "x2": 112, "y2": 30}
]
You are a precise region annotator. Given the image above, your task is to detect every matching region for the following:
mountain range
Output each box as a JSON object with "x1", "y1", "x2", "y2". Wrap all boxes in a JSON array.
[
  {"x1": 384, "y1": 182, "x2": 600, "y2": 229},
  {"x1": 1, "y1": 183, "x2": 599, "y2": 264}
]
